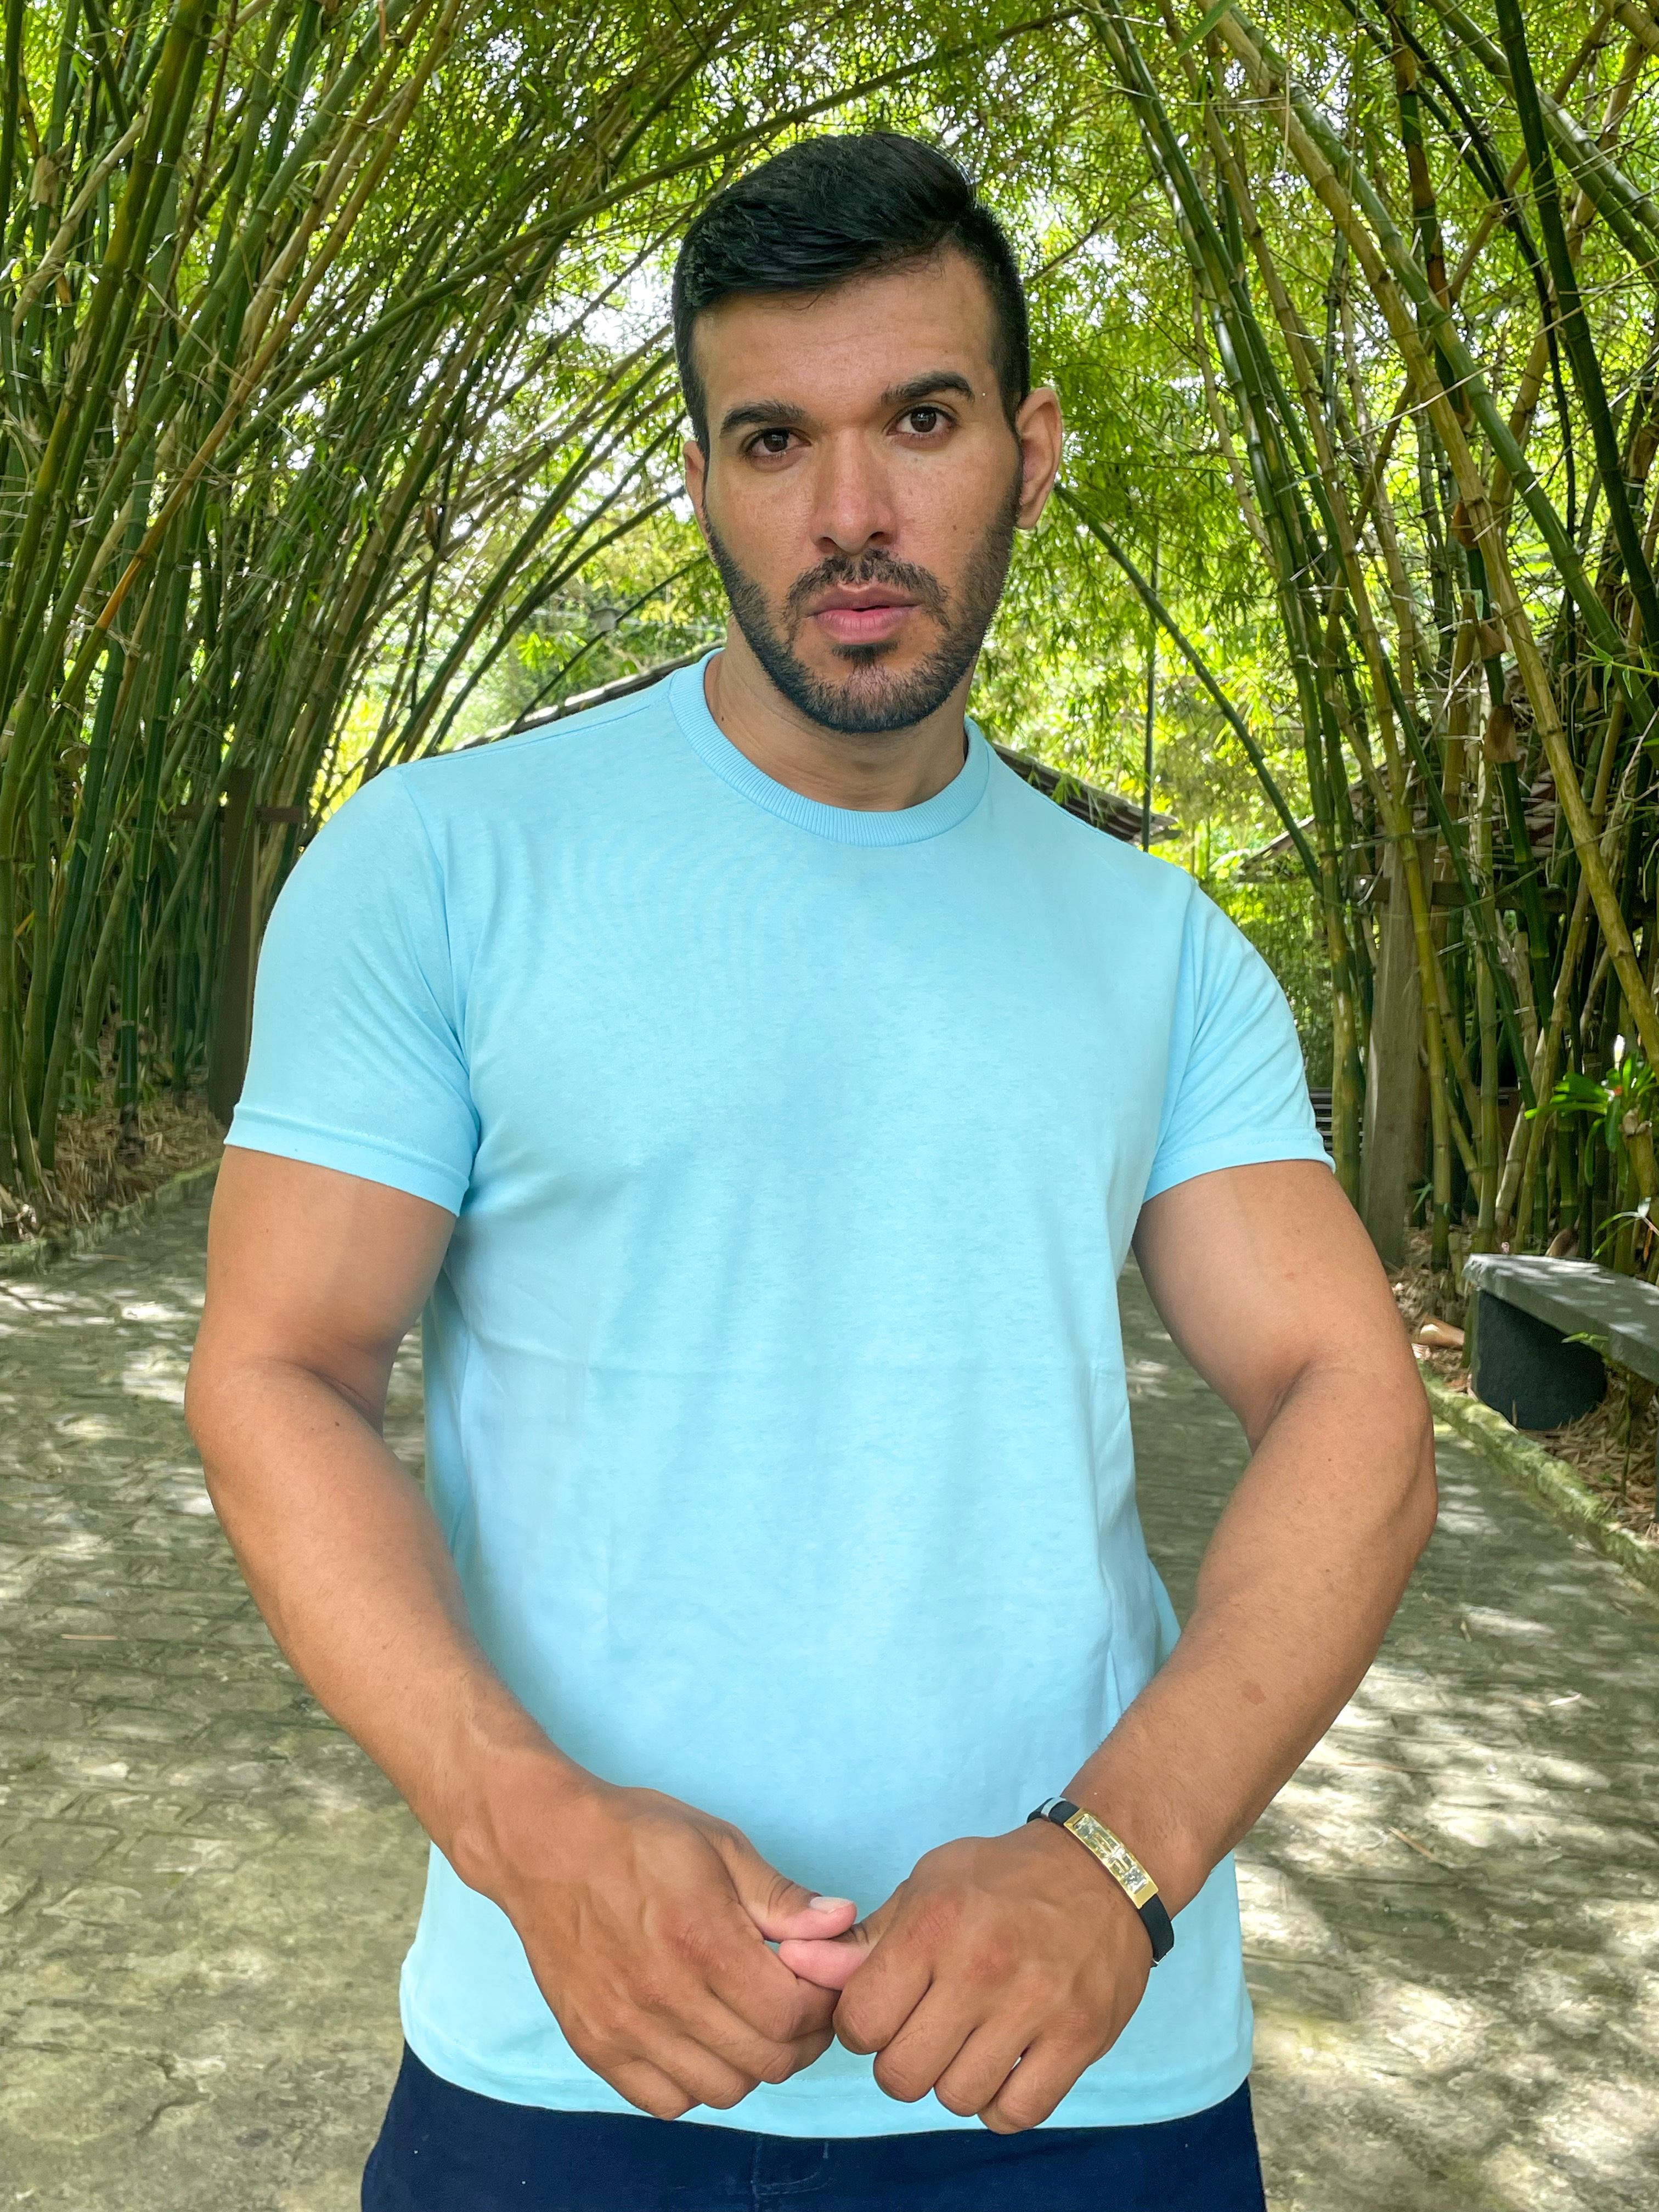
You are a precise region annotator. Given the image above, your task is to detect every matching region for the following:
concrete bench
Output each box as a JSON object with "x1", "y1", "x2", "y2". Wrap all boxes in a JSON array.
[{"x1": 1463, "y1": 1254, "x2": 1659, "y2": 1442}]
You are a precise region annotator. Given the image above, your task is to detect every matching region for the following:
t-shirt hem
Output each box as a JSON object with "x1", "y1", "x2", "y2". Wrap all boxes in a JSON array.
[
  {"x1": 399, "y1": 1989, "x2": 1253, "y2": 2138},
  {"x1": 1142, "y1": 1131, "x2": 1333, "y2": 1205},
  {"x1": 225, "y1": 1110, "x2": 466, "y2": 1214}
]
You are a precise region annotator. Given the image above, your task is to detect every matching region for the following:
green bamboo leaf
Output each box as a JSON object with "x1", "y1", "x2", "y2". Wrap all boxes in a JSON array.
[{"x1": 1174, "y1": 0, "x2": 1237, "y2": 58}]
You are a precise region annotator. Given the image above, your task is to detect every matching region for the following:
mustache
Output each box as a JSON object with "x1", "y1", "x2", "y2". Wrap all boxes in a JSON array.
[{"x1": 783, "y1": 553, "x2": 949, "y2": 631}]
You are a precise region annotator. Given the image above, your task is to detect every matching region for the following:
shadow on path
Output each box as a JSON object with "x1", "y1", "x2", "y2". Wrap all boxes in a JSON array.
[{"x1": 0, "y1": 1189, "x2": 424, "y2": 2211}]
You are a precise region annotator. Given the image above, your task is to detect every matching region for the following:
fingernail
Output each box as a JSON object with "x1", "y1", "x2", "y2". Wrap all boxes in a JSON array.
[{"x1": 808, "y1": 1894, "x2": 854, "y2": 1912}]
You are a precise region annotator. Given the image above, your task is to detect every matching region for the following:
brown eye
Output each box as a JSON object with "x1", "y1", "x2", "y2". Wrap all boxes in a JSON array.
[
  {"x1": 904, "y1": 407, "x2": 944, "y2": 435},
  {"x1": 755, "y1": 429, "x2": 793, "y2": 455}
]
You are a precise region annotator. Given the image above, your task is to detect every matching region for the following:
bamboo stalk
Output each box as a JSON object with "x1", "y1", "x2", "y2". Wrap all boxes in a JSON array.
[
  {"x1": 1493, "y1": 0, "x2": 1659, "y2": 656},
  {"x1": 1058, "y1": 486, "x2": 1323, "y2": 884},
  {"x1": 1216, "y1": 5, "x2": 1659, "y2": 1081}
]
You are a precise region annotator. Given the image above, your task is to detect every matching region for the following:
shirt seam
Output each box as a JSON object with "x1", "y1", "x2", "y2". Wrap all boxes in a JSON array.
[
  {"x1": 399, "y1": 1990, "x2": 1253, "y2": 2130},
  {"x1": 226, "y1": 1113, "x2": 465, "y2": 1195},
  {"x1": 385, "y1": 770, "x2": 469, "y2": 1052},
  {"x1": 1144, "y1": 1130, "x2": 1331, "y2": 1200},
  {"x1": 479, "y1": 686, "x2": 660, "y2": 754}
]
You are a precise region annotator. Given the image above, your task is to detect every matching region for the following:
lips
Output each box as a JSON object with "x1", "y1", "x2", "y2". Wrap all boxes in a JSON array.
[
  {"x1": 785, "y1": 557, "x2": 947, "y2": 648},
  {"x1": 808, "y1": 592, "x2": 920, "y2": 646}
]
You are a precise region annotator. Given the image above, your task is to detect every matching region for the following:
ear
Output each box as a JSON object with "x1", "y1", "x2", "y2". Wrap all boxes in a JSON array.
[
  {"x1": 684, "y1": 437, "x2": 710, "y2": 543},
  {"x1": 1013, "y1": 387, "x2": 1064, "y2": 529}
]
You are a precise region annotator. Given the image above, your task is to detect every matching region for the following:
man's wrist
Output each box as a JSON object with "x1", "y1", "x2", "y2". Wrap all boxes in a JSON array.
[
  {"x1": 430, "y1": 1695, "x2": 598, "y2": 1905},
  {"x1": 1060, "y1": 1757, "x2": 1214, "y2": 1920},
  {"x1": 1027, "y1": 1799, "x2": 1174, "y2": 1962}
]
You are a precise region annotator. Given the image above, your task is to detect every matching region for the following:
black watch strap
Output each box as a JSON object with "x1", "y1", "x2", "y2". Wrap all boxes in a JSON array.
[{"x1": 1027, "y1": 1797, "x2": 1175, "y2": 1965}]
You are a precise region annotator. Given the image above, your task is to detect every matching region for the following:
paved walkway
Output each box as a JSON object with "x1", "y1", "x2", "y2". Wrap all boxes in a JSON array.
[{"x1": 2, "y1": 1188, "x2": 1657, "y2": 2210}]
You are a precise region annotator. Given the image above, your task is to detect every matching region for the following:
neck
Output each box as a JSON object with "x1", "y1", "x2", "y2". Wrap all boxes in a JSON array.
[{"x1": 703, "y1": 627, "x2": 972, "y2": 812}]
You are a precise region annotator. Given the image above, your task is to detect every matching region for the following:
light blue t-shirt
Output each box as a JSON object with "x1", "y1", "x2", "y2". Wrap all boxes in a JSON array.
[{"x1": 230, "y1": 654, "x2": 1328, "y2": 2135}]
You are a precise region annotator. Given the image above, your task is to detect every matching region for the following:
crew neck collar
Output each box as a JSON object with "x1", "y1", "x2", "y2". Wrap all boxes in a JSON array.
[{"x1": 668, "y1": 652, "x2": 990, "y2": 848}]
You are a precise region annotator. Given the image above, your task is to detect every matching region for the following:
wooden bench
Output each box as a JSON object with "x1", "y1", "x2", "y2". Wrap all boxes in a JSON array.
[{"x1": 1463, "y1": 1255, "x2": 1659, "y2": 1444}]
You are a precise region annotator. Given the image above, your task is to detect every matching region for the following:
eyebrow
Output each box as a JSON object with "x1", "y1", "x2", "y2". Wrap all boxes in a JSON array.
[
  {"x1": 715, "y1": 371, "x2": 979, "y2": 442},
  {"x1": 881, "y1": 371, "x2": 977, "y2": 407},
  {"x1": 718, "y1": 398, "x2": 810, "y2": 439}
]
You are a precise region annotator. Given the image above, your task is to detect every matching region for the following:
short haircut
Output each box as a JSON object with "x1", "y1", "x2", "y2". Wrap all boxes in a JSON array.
[{"x1": 672, "y1": 132, "x2": 1030, "y2": 450}]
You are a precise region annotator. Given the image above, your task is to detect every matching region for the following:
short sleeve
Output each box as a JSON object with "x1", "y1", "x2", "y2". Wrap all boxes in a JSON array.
[
  {"x1": 228, "y1": 771, "x2": 478, "y2": 1213},
  {"x1": 1143, "y1": 886, "x2": 1331, "y2": 1204}
]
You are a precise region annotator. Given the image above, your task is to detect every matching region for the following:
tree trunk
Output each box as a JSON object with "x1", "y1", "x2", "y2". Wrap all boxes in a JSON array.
[
  {"x1": 207, "y1": 771, "x2": 258, "y2": 1128},
  {"x1": 1362, "y1": 841, "x2": 1421, "y2": 1263}
]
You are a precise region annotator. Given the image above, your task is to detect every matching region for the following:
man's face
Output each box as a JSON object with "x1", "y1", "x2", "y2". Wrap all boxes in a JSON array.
[{"x1": 683, "y1": 251, "x2": 1062, "y2": 736}]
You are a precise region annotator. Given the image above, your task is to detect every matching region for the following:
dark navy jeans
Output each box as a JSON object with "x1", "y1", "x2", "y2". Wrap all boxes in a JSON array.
[{"x1": 362, "y1": 2044, "x2": 1268, "y2": 2211}]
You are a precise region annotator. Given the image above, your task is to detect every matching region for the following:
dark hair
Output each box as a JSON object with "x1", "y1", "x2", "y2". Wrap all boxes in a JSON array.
[{"x1": 672, "y1": 132, "x2": 1030, "y2": 450}]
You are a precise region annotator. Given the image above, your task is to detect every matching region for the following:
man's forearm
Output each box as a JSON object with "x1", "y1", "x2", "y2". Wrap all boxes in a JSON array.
[
  {"x1": 190, "y1": 1155, "x2": 856, "y2": 2123},
  {"x1": 188, "y1": 1357, "x2": 582, "y2": 1895},
  {"x1": 1066, "y1": 1356, "x2": 1436, "y2": 1915}
]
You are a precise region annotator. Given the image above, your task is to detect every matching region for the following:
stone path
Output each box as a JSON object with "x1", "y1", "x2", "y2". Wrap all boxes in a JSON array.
[
  {"x1": 2, "y1": 1186, "x2": 1657, "y2": 2210},
  {"x1": 1, "y1": 1190, "x2": 424, "y2": 2211}
]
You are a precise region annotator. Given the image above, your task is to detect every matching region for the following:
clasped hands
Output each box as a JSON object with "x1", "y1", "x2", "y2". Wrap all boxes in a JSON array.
[{"x1": 494, "y1": 1775, "x2": 1154, "y2": 2134}]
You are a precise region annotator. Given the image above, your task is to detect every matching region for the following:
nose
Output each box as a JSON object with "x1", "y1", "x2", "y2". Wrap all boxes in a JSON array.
[{"x1": 810, "y1": 428, "x2": 898, "y2": 558}]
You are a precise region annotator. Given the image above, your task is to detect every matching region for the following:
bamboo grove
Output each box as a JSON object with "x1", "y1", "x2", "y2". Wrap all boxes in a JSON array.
[
  {"x1": 0, "y1": 0, "x2": 1069, "y2": 1190},
  {"x1": 1065, "y1": 0, "x2": 1659, "y2": 1277},
  {"x1": 4, "y1": 0, "x2": 1659, "y2": 1283}
]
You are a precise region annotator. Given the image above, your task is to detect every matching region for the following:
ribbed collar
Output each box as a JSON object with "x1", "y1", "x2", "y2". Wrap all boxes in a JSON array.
[{"x1": 669, "y1": 652, "x2": 990, "y2": 848}]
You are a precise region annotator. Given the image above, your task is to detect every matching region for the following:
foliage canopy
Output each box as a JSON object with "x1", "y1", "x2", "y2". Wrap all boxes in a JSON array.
[{"x1": 4, "y1": 0, "x2": 1659, "y2": 1281}]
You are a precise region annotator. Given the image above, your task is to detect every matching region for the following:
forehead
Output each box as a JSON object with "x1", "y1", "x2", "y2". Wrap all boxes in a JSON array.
[{"x1": 692, "y1": 249, "x2": 1001, "y2": 419}]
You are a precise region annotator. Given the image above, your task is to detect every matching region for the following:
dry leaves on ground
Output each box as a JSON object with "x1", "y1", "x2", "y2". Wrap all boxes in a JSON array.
[{"x1": 0, "y1": 1096, "x2": 223, "y2": 1248}]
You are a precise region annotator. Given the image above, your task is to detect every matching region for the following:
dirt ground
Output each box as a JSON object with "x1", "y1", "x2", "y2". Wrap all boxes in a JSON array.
[
  {"x1": 1391, "y1": 1228, "x2": 1658, "y2": 1556},
  {"x1": 0, "y1": 1095, "x2": 224, "y2": 1251}
]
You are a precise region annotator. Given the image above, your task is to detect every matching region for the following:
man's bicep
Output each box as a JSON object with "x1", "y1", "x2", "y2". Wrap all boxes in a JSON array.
[
  {"x1": 196, "y1": 1149, "x2": 455, "y2": 1419},
  {"x1": 1132, "y1": 1159, "x2": 1409, "y2": 1442}
]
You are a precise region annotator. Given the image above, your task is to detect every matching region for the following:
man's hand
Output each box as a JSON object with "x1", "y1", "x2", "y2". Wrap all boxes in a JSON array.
[
  {"x1": 771, "y1": 1160, "x2": 1435, "y2": 2137},
  {"x1": 775, "y1": 1824, "x2": 1152, "y2": 2133},
  {"x1": 485, "y1": 1766, "x2": 858, "y2": 2119}
]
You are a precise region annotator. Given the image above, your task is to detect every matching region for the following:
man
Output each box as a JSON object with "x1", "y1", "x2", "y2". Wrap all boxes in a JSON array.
[{"x1": 187, "y1": 134, "x2": 1436, "y2": 2211}]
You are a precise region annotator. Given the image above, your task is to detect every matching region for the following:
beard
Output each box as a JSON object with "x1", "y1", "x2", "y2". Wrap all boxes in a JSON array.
[{"x1": 703, "y1": 473, "x2": 1022, "y2": 736}]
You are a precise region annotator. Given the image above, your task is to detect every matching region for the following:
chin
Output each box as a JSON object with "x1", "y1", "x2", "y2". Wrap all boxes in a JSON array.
[
  {"x1": 821, "y1": 648, "x2": 902, "y2": 687},
  {"x1": 806, "y1": 688, "x2": 950, "y2": 738},
  {"x1": 822, "y1": 670, "x2": 924, "y2": 718},
  {"x1": 749, "y1": 625, "x2": 972, "y2": 736}
]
